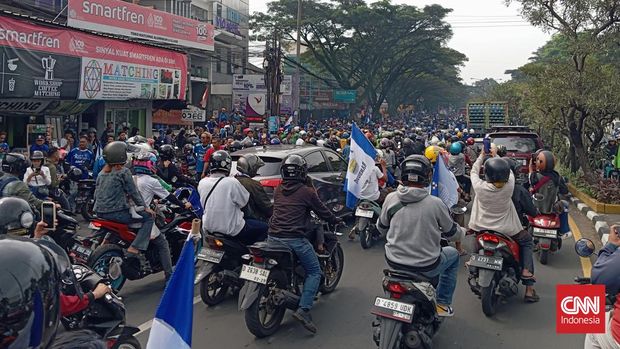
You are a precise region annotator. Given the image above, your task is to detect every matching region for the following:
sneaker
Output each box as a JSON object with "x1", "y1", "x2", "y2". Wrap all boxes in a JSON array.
[
  {"x1": 562, "y1": 231, "x2": 573, "y2": 240},
  {"x1": 292, "y1": 308, "x2": 317, "y2": 334},
  {"x1": 436, "y1": 304, "x2": 454, "y2": 317}
]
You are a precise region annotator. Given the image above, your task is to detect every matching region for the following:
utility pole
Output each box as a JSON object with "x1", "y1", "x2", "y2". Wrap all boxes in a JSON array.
[
  {"x1": 294, "y1": 0, "x2": 302, "y2": 124},
  {"x1": 264, "y1": 30, "x2": 282, "y2": 117}
]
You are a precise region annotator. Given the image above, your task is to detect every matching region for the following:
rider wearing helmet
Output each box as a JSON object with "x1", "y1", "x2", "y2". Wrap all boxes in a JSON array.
[
  {"x1": 235, "y1": 154, "x2": 273, "y2": 221},
  {"x1": 380, "y1": 138, "x2": 397, "y2": 175},
  {"x1": 377, "y1": 155, "x2": 465, "y2": 317},
  {"x1": 0, "y1": 197, "x2": 35, "y2": 235},
  {"x1": 157, "y1": 144, "x2": 182, "y2": 186},
  {"x1": 268, "y1": 154, "x2": 342, "y2": 333},
  {"x1": 271, "y1": 137, "x2": 281, "y2": 145},
  {"x1": 229, "y1": 140, "x2": 243, "y2": 152},
  {"x1": 359, "y1": 150, "x2": 388, "y2": 204},
  {"x1": 199, "y1": 151, "x2": 267, "y2": 245},
  {"x1": 24, "y1": 150, "x2": 52, "y2": 200},
  {"x1": 448, "y1": 142, "x2": 471, "y2": 196},
  {"x1": 469, "y1": 151, "x2": 539, "y2": 302},
  {"x1": 0, "y1": 152, "x2": 45, "y2": 210},
  {"x1": 95, "y1": 141, "x2": 155, "y2": 259}
]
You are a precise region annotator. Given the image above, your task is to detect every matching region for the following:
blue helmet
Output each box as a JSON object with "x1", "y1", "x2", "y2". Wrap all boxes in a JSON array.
[
  {"x1": 449, "y1": 142, "x2": 463, "y2": 155},
  {"x1": 341, "y1": 132, "x2": 350, "y2": 139},
  {"x1": 270, "y1": 137, "x2": 281, "y2": 145}
]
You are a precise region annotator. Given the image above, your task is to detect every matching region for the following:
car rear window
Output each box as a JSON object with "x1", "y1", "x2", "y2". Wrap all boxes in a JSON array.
[{"x1": 490, "y1": 136, "x2": 539, "y2": 153}]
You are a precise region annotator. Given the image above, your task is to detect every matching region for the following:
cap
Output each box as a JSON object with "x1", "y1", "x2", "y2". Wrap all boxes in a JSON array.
[{"x1": 36, "y1": 135, "x2": 45, "y2": 140}]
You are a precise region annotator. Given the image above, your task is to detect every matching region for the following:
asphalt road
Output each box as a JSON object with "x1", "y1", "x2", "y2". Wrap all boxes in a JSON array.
[{"x1": 107, "y1": 208, "x2": 596, "y2": 349}]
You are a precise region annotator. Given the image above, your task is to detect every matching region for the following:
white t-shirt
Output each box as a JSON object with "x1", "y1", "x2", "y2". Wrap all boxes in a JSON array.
[
  {"x1": 23, "y1": 166, "x2": 51, "y2": 187},
  {"x1": 359, "y1": 165, "x2": 383, "y2": 201},
  {"x1": 198, "y1": 174, "x2": 249, "y2": 236},
  {"x1": 135, "y1": 174, "x2": 170, "y2": 206}
]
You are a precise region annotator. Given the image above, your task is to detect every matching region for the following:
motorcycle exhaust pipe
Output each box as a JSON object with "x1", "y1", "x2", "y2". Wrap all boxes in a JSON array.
[{"x1": 273, "y1": 289, "x2": 300, "y2": 310}]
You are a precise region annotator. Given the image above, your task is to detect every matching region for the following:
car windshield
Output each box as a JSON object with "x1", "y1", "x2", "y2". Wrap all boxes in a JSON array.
[
  {"x1": 231, "y1": 156, "x2": 282, "y2": 177},
  {"x1": 490, "y1": 136, "x2": 538, "y2": 153}
]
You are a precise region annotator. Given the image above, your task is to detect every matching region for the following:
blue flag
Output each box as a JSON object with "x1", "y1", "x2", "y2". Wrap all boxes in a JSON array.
[
  {"x1": 344, "y1": 123, "x2": 377, "y2": 209},
  {"x1": 431, "y1": 156, "x2": 459, "y2": 208},
  {"x1": 147, "y1": 236, "x2": 195, "y2": 349}
]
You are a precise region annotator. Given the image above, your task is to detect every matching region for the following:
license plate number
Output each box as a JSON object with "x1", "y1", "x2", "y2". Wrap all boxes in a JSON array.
[
  {"x1": 469, "y1": 254, "x2": 503, "y2": 271},
  {"x1": 197, "y1": 248, "x2": 224, "y2": 263},
  {"x1": 72, "y1": 243, "x2": 92, "y2": 257},
  {"x1": 355, "y1": 208, "x2": 374, "y2": 218},
  {"x1": 240, "y1": 264, "x2": 270, "y2": 284},
  {"x1": 533, "y1": 227, "x2": 557, "y2": 238},
  {"x1": 371, "y1": 297, "x2": 415, "y2": 323}
]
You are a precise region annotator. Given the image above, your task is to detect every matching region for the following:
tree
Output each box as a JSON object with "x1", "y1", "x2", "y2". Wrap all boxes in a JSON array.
[{"x1": 506, "y1": 0, "x2": 620, "y2": 177}]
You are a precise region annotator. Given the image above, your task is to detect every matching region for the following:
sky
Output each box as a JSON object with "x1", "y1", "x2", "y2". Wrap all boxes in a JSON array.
[{"x1": 248, "y1": 0, "x2": 553, "y2": 83}]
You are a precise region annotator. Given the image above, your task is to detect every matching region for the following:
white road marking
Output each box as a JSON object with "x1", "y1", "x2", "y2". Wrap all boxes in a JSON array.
[{"x1": 135, "y1": 295, "x2": 202, "y2": 337}]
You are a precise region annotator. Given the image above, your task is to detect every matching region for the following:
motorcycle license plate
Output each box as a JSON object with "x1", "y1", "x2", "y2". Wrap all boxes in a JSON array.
[
  {"x1": 72, "y1": 243, "x2": 92, "y2": 258},
  {"x1": 240, "y1": 264, "x2": 270, "y2": 284},
  {"x1": 355, "y1": 208, "x2": 374, "y2": 218},
  {"x1": 197, "y1": 248, "x2": 224, "y2": 263},
  {"x1": 469, "y1": 254, "x2": 503, "y2": 271},
  {"x1": 533, "y1": 227, "x2": 558, "y2": 238},
  {"x1": 371, "y1": 297, "x2": 415, "y2": 323}
]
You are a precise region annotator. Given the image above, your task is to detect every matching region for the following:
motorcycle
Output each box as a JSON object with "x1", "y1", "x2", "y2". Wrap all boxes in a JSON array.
[
  {"x1": 372, "y1": 205, "x2": 465, "y2": 349},
  {"x1": 238, "y1": 216, "x2": 345, "y2": 338},
  {"x1": 62, "y1": 264, "x2": 141, "y2": 349},
  {"x1": 352, "y1": 199, "x2": 382, "y2": 249},
  {"x1": 466, "y1": 229, "x2": 523, "y2": 316},
  {"x1": 76, "y1": 178, "x2": 96, "y2": 221},
  {"x1": 81, "y1": 188, "x2": 203, "y2": 291},
  {"x1": 529, "y1": 193, "x2": 563, "y2": 265},
  {"x1": 48, "y1": 209, "x2": 92, "y2": 264},
  {"x1": 195, "y1": 233, "x2": 250, "y2": 306}
]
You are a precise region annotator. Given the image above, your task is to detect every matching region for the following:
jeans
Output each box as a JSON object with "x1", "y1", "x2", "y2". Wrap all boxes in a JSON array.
[
  {"x1": 421, "y1": 246, "x2": 459, "y2": 305},
  {"x1": 585, "y1": 310, "x2": 620, "y2": 349},
  {"x1": 151, "y1": 234, "x2": 173, "y2": 277},
  {"x1": 559, "y1": 201, "x2": 570, "y2": 234},
  {"x1": 51, "y1": 188, "x2": 70, "y2": 211},
  {"x1": 235, "y1": 219, "x2": 268, "y2": 245},
  {"x1": 268, "y1": 236, "x2": 322, "y2": 310},
  {"x1": 97, "y1": 209, "x2": 154, "y2": 251},
  {"x1": 514, "y1": 230, "x2": 535, "y2": 286}
]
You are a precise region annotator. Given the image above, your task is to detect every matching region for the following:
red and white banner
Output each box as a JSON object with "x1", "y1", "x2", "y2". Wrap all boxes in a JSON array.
[
  {"x1": 67, "y1": 0, "x2": 215, "y2": 51},
  {"x1": 0, "y1": 15, "x2": 187, "y2": 100}
]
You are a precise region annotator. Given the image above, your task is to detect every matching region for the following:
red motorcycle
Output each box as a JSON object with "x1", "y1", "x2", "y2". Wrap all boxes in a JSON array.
[
  {"x1": 528, "y1": 213, "x2": 561, "y2": 265},
  {"x1": 466, "y1": 230, "x2": 523, "y2": 316}
]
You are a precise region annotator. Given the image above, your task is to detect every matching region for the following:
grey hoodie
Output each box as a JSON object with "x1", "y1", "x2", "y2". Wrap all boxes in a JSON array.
[{"x1": 377, "y1": 185, "x2": 462, "y2": 269}]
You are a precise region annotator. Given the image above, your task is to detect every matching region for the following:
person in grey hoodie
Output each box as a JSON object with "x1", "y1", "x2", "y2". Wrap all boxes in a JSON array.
[
  {"x1": 377, "y1": 155, "x2": 464, "y2": 317},
  {"x1": 468, "y1": 152, "x2": 539, "y2": 302}
]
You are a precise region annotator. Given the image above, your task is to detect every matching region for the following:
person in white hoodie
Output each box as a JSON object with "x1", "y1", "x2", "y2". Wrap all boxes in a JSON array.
[{"x1": 468, "y1": 152, "x2": 539, "y2": 303}]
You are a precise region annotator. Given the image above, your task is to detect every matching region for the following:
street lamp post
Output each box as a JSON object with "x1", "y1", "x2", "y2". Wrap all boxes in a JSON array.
[{"x1": 294, "y1": 0, "x2": 302, "y2": 124}]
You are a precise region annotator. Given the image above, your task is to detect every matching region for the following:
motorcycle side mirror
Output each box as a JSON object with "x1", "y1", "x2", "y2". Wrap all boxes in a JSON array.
[
  {"x1": 450, "y1": 205, "x2": 467, "y2": 215},
  {"x1": 533, "y1": 193, "x2": 544, "y2": 202},
  {"x1": 574, "y1": 238, "x2": 596, "y2": 257}
]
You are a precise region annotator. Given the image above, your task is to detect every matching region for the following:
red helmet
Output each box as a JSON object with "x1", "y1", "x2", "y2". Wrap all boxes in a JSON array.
[{"x1": 466, "y1": 138, "x2": 475, "y2": 146}]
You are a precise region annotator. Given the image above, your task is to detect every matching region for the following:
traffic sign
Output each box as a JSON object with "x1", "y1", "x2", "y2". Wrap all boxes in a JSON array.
[{"x1": 334, "y1": 90, "x2": 356, "y2": 103}]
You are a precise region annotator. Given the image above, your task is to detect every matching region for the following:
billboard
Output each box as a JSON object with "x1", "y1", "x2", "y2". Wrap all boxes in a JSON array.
[
  {"x1": 0, "y1": 14, "x2": 187, "y2": 100},
  {"x1": 232, "y1": 74, "x2": 292, "y2": 116},
  {"x1": 67, "y1": 0, "x2": 215, "y2": 51}
]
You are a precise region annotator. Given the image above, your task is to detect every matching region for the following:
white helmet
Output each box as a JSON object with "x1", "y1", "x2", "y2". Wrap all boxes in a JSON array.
[
  {"x1": 469, "y1": 128, "x2": 475, "y2": 134},
  {"x1": 299, "y1": 130, "x2": 307, "y2": 136},
  {"x1": 430, "y1": 136, "x2": 440, "y2": 145},
  {"x1": 294, "y1": 126, "x2": 300, "y2": 132},
  {"x1": 454, "y1": 128, "x2": 460, "y2": 132}
]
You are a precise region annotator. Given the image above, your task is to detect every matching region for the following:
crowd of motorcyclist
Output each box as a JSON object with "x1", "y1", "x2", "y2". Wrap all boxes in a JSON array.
[{"x1": 0, "y1": 113, "x2": 618, "y2": 348}]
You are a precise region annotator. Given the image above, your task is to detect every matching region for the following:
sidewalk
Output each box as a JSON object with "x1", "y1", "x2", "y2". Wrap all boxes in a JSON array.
[{"x1": 570, "y1": 195, "x2": 618, "y2": 238}]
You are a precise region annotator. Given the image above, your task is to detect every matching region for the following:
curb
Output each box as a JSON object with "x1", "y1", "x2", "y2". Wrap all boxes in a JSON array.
[{"x1": 569, "y1": 195, "x2": 610, "y2": 239}]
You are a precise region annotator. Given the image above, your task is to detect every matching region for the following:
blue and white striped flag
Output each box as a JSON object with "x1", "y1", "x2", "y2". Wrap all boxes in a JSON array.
[
  {"x1": 431, "y1": 156, "x2": 459, "y2": 208},
  {"x1": 344, "y1": 123, "x2": 377, "y2": 209},
  {"x1": 146, "y1": 235, "x2": 195, "y2": 349}
]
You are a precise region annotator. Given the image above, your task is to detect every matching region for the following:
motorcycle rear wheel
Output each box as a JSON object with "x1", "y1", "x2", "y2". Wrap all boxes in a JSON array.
[
  {"x1": 360, "y1": 226, "x2": 374, "y2": 249},
  {"x1": 199, "y1": 269, "x2": 229, "y2": 306},
  {"x1": 539, "y1": 250, "x2": 549, "y2": 265},
  {"x1": 81, "y1": 200, "x2": 95, "y2": 221},
  {"x1": 320, "y1": 245, "x2": 344, "y2": 294},
  {"x1": 111, "y1": 336, "x2": 141, "y2": 349},
  {"x1": 88, "y1": 244, "x2": 126, "y2": 292},
  {"x1": 481, "y1": 279, "x2": 498, "y2": 317},
  {"x1": 244, "y1": 270, "x2": 287, "y2": 338}
]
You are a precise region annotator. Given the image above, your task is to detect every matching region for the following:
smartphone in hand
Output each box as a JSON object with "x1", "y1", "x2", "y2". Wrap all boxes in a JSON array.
[
  {"x1": 41, "y1": 201, "x2": 56, "y2": 230},
  {"x1": 483, "y1": 137, "x2": 491, "y2": 154}
]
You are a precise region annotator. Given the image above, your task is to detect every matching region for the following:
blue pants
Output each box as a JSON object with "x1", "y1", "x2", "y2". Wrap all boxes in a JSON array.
[
  {"x1": 268, "y1": 236, "x2": 322, "y2": 310},
  {"x1": 234, "y1": 219, "x2": 268, "y2": 245},
  {"x1": 97, "y1": 210, "x2": 154, "y2": 251},
  {"x1": 559, "y1": 201, "x2": 570, "y2": 234},
  {"x1": 422, "y1": 246, "x2": 459, "y2": 305}
]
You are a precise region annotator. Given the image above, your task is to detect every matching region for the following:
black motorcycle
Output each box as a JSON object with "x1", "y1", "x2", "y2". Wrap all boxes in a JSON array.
[
  {"x1": 62, "y1": 264, "x2": 141, "y2": 349},
  {"x1": 238, "y1": 216, "x2": 345, "y2": 338},
  {"x1": 195, "y1": 233, "x2": 250, "y2": 306},
  {"x1": 47, "y1": 209, "x2": 92, "y2": 264},
  {"x1": 76, "y1": 178, "x2": 96, "y2": 221}
]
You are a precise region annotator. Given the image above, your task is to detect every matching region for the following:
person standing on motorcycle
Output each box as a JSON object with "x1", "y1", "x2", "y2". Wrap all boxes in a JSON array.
[
  {"x1": 94, "y1": 141, "x2": 155, "y2": 260},
  {"x1": 235, "y1": 154, "x2": 273, "y2": 221},
  {"x1": 469, "y1": 152, "x2": 539, "y2": 302},
  {"x1": 199, "y1": 150, "x2": 268, "y2": 245},
  {"x1": 377, "y1": 155, "x2": 464, "y2": 317},
  {"x1": 585, "y1": 224, "x2": 620, "y2": 349},
  {"x1": 268, "y1": 154, "x2": 342, "y2": 333}
]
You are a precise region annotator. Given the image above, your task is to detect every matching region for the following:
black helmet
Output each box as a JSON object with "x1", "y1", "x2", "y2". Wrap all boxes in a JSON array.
[
  {"x1": 160, "y1": 144, "x2": 176, "y2": 161},
  {"x1": 308, "y1": 137, "x2": 318, "y2": 145},
  {"x1": 229, "y1": 140, "x2": 243, "y2": 153},
  {"x1": 484, "y1": 157, "x2": 511, "y2": 184},
  {"x1": 30, "y1": 150, "x2": 45, "y2": 160},
  {"x1": 402, "y1": 138, "x2": 414, "y2": 148},
  {"x1": 280, "y1": 154, "x2": 307, "y2": 181},
  {"x1": 241, "y1": 139, "x2": 253, "y2": 149},
  {"x1": 2, "y1": 153, "x2": 29, "y2": 176},
  {"x1": 496, "y1": 144, "x2": 507, "y2": 157},
  {"x1": 508, "y1": 158, "x2": 523, "y2": 183},
  {"x1": 209, "y1": 150, "x2": 232, "y2": 175},
  {"x1": 67, "y1": 166, "x2": 83, "y2": 181},
  {"x1": 0, "y1": 236, "x2": 61, "y2": 349},
  {"x1": 314, "y1": 131, "x2": 323, "y2": 138},
  {"x1": 183, "y1": 143, "x2": 193, "y2": 154},
  {"x1": 400, "y1": 155, "x2": 433, "y2": 186},
  {"x1": 103, "y1": 141, "x2": 128, "y2": 165},
  {"x1": 0, "y1": 197, "x2": 35, "y2": 235},
  {"x1": 237, "y1": 154, "x2": 265, "y2": 177}
]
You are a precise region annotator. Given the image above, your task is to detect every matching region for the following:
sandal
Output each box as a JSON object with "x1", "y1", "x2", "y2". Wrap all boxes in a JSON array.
[
  {"x1": 524, "y1": 290, "x2": 540, "y2": 303},
  {"x1": 521, "y1": 272, "x2": 536, "y2": 281}
]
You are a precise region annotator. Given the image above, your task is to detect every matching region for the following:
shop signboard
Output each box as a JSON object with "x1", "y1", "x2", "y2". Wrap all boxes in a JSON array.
[
  {"x1": 67, "y1": 0, "x2": 214, "y2": 51},
  {"x1": 0, "y1": 99, "x2": 51, "y2": 114},
  {"x1": 181, "y1": 106, "x2": 206, "y2": 122},
  {"x1": 0, "y1": 15, "x2": 187, "y2": 101},
  {"x1": 334, "y1": 90, "x2": 356, "y2": 103},
  {"x1": 268, "y1": 115, "x2": 279, "y2": 133},
  {"x1": 214, "y1": 17, "x2": 242, "y2": 36}
]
